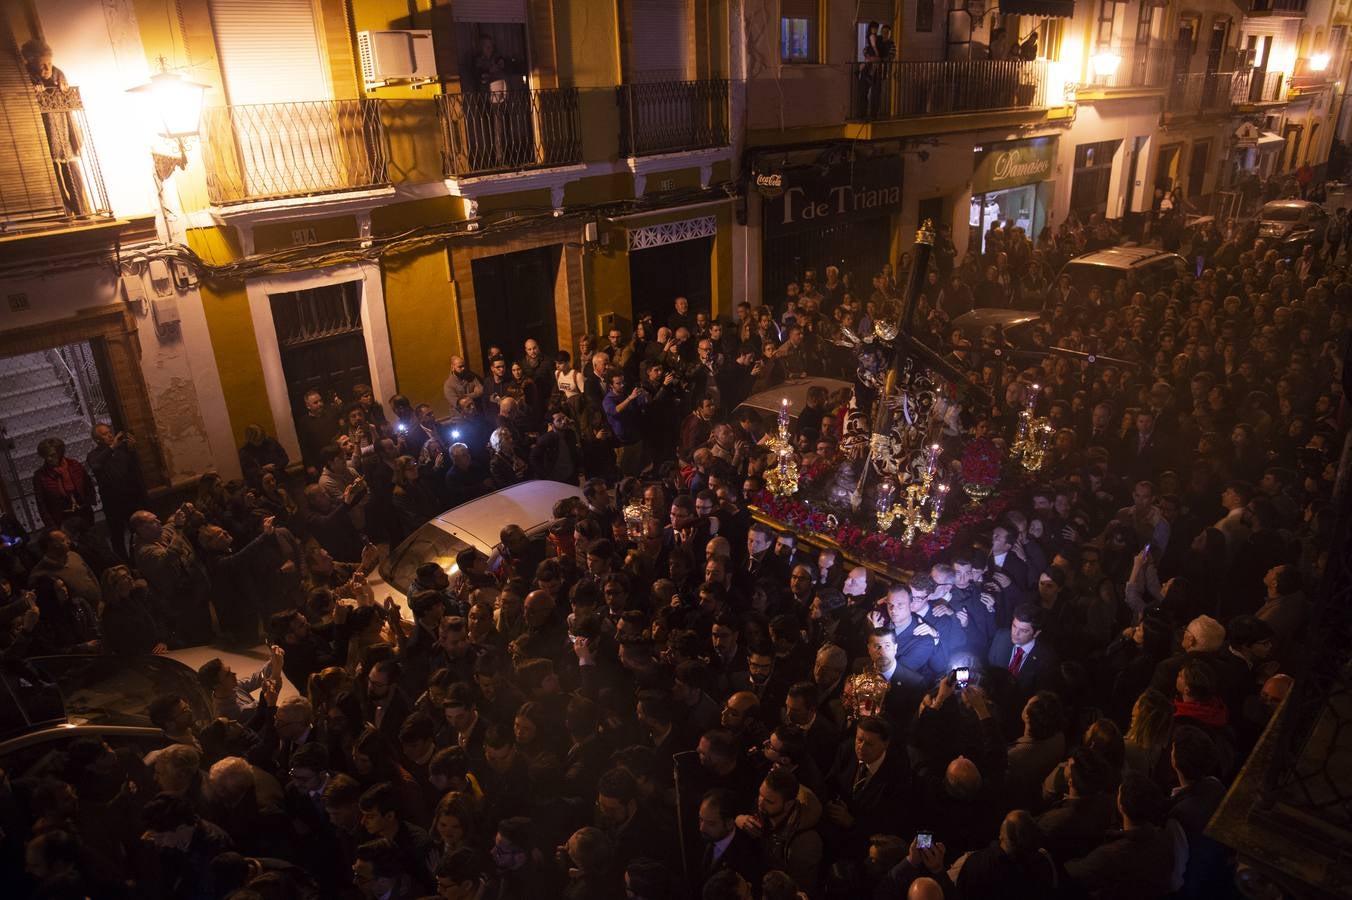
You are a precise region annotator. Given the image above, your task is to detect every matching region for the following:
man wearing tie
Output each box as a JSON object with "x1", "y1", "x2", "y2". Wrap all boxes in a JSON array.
[
  {"x1": 694, "y1": 788, "x2": 765, "y2": 890},
  {"x1": 822, "y1": 716, "x2": 911, "y2": 854},
  {"x1": 987, "y1": 604, "x2": 1060, "y2": 732}
]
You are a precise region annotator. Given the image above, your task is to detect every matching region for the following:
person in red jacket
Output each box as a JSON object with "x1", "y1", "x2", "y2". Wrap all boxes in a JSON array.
[{"x1": 32, "y1": 436, "x2": 94, "y2": 528}]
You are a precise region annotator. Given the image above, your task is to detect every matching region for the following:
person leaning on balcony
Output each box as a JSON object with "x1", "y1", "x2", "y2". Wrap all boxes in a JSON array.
[
  {"x1": 443, "y1": 356, "x2": 484, "y2": 413},
  {"x1": 21, "y1": 39, "x2": 87, "y2": 216},
  {"x1": 32, "y1": 437, "x2": 95, "y2": 529}
]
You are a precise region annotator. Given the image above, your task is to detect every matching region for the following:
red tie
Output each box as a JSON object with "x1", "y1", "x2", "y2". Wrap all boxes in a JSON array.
[{"x1": 1009, "y1": 646, "x2": 1026, "y2": 676}]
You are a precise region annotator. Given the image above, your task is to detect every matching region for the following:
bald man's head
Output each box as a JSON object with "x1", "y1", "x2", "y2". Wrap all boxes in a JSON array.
[
  {"x1": 1261, "y1": 673, "x2": 1294, "y2": 710},
  {"x1": 909, "y1": 878, "x2": 945, "y2": 900},
  {"x1": 945, "y1": 755, "x2": 982, "y2": 800}
]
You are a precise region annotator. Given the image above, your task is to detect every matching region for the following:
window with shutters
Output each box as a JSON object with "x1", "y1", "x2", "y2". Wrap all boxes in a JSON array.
[
  {"x1": 0, "y1": 21, "x2": 109, "y2": 228},
  {"x1": 1096, "y1": 0, "x2": 1126, "y2": 48},
  {"x1": 781, "y1": 0, "x2": 819, "y2": 63}
]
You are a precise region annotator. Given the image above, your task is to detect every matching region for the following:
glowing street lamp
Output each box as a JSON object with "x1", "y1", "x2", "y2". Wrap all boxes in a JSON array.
[
  {"x1": 1090, "y1": 52, "x2": 1122, "y2": 80},
  {"x1": 127, "y1": 60, "x2": 207, "y2": 177},
  {"x1": 1310, "y1": 53, "x2": 1331, "y2": 72}
]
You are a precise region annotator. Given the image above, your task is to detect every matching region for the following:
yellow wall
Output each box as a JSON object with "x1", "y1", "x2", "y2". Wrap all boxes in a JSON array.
[
  {"x1": 383, "y1": 247, "x2": 461, "y2": 414},
  {"x1": 188, "y1": 231, "x2": 273, "y2": 444},
  {"x1": 553, "y1": 0, "x2": 620, "y2": 87},
  {"x1": 370, "y1": 196, "x2": 467, "y2": 235},
  {"x1": 586, "y1": 231, "x2": 633, "y2": 333}
]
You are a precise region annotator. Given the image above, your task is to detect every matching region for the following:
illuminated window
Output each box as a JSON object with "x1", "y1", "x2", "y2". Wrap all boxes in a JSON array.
[{"x1": 781, "y1": 1, "x2": 818, "y2": 63}]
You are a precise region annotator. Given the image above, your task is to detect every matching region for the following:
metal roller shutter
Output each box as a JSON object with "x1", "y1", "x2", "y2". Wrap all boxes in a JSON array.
[
  {"x1": 0, "y1": 42, "x2": 65, "y2": 224},
  {"x1": 452, "y1": 0, "x2": 527, "y2": 23},
  {"x1": 209, "y1": 0, "x2": 330, "y2": 105}
]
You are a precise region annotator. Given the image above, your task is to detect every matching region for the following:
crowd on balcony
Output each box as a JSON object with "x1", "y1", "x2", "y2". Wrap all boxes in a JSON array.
[{"x1": 0, "y1": 196, "x2": 1344, "y2": 900}]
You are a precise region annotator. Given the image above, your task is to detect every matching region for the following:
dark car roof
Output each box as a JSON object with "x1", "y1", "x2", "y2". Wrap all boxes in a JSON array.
[{"x1": 1, "y1": 655, "x2": 213, "y2": 740}]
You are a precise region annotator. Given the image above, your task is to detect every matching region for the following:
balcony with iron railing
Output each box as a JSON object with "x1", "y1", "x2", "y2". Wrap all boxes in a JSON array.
[
  {"x1": 1246, "y1": 0, "x2": 1307, "y2": 14},
  {"x1": 1, "y1": 86, "x2": 113, "y2": 236},
  {"x1": 437, "y1": 87, "x2": 583, "y2": 178},
  {"x1": 1084, "y1": 44, "x2": 1173, "y2": 90},
  {"x1": 1165, "y1": 71, "x2": 1238, "y2": 115},
  {"x1": 201, "y1": 99, "x2": 389, "y2": 205},
  {"x1": 848, "y1": 60, "x2": 1048, "y2": 121},
  {"x1": 1234, "y1": 69, "x2": 1287, "y2": 105},
  {"x1": 617, "y1": 78, "x2": 729, "y2": 156}
]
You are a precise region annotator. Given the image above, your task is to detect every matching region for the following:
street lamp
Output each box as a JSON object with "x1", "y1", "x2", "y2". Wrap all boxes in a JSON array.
[
  {"x1": 127, "y1": 60, "x2": 207, "y2": 179},
  {"x1": 1090, "y1": 52, "x2": 1122, "y2": 80},
  {"x1": 1310, "y1": 53, "x2": 1331, "y2": 72}
]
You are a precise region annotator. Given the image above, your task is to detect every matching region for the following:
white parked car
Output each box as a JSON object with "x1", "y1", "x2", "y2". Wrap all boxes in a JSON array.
[{"x1": 371, "y1": 480, "x2": 585, "y2": 612}]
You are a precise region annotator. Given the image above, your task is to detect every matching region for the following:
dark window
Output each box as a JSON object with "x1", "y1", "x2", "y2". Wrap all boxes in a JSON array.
[
  {"x1": 916, "y1": 0, "x2": 934, "y2": 32},
  {"x1": 269, "y1": 280, "x2": 372, "y2": 419}
]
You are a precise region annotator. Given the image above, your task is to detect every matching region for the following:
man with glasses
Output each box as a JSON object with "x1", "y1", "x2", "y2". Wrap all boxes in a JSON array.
[{"x1": 362, "y1": 659, "x2": 412, "y2": 743}]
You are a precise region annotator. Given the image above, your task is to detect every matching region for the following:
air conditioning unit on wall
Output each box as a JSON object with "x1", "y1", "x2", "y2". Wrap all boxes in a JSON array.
[{"x1": 358, "y1": 30, "x2": 436, "y2": 90}]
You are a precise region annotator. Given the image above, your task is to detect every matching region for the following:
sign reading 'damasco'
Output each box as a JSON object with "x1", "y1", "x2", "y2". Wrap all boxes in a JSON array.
[
  {"x1": 970, "y1": 135, "x2": 1060, "y2": 195},
  {"x1": 761, "y1": 153, "x2": 904, "y2": 236}
]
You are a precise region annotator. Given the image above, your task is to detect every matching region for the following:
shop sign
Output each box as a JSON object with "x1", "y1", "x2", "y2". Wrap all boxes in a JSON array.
[
  {"x1": 971, "y1": 136, "x2": 1059, "y2": 195},
  {"x1": 752, "y1": 159, "x2": 786, "y2": 199},
  {"x1": 1234, "y1": 122, "x2": 1260, "y2": 150},
  {"x1": 761, "y1": 154, "x2": 903, "y2": 236}
]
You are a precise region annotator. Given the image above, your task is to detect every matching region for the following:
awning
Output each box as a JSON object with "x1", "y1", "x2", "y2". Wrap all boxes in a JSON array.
[
  {"x1": 999, "y1": 0, "x2": 1075, "y2": 17},
  {"x1": 1256, "y1": 131, "x2": 1286, "y2": 152}
]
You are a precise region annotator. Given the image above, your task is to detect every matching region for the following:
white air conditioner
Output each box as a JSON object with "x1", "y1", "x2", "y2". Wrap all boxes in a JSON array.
[{"x1": 358, "y1": 30, "x2": 436, "y2": 89}]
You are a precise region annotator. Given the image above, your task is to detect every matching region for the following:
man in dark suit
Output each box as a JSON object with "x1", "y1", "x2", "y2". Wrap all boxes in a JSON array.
[
  {"x1": 986, "y1": 603, "x2": 1060, "y2": 734},
  {"x1": 989, "y1": 523, "x2": 1036, "y2": 627},
  {"x1": 736, "y1": 523, "x2": 788, "y2": 601},
  {"x1": 693, "y1": 788, "x2": 767, "y2": 891},
  {"x1": 862, "y1": 626, "x2": 932, "y2": 727},
  {"x1": 1119, "y1": 409, "x2": 1174, "y2": 482},
  {"x1": 821, "y1": 716, "x2": 912, "y2": 854}
]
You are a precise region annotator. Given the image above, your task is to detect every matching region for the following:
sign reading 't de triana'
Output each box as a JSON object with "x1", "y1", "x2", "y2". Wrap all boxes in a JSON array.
[
  {"x1": 971, "y1": 136, "x2": 1059, "y2": 195},
  {"x1": 760, "y1": 153, "x2": 903, "y2": 236}
]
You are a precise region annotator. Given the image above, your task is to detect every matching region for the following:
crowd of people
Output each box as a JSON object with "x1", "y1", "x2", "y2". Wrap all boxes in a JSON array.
[{"x1": 1, "y1": 201, "x2": 1344, "y2": 900}]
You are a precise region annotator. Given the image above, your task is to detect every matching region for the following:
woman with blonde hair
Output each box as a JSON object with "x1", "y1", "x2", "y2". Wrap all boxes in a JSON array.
[{"x1": 1124, "y1": 687, "x2": 1175, "y2": 782}]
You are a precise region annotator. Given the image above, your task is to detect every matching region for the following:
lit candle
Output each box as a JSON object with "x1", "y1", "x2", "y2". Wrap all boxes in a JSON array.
[{"x1": 933, "y1": 482, "x2": 949, "y2": 515}]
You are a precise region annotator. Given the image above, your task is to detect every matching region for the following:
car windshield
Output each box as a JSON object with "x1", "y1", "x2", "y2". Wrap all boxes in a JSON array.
[
  {"x1": 19, "y1": 656, "x2": 211, "y2": 731},
  {"x1": 1262, "y1": 207, "x2": 1303, "y2": 222},
  {"x1": 380, "y1": 523, "x2": 471, "y2": 592}
]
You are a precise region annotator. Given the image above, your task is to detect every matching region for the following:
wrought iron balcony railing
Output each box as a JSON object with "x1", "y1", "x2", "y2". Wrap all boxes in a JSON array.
[
  {"x1": 1247, "y1": 0, "x2": 1307, "y2": 13},
  {"x1": 201, "y1": 99, "x2": 389, "y2": 205},
  {"x1": 1165, "y1": 71, "x2": 1238, "y2": 114},
  {"x1": 617, "y1": 78, "x2": 730, "y2": 156},
  {"x1": 1086, "y1": 44, "x2": 1173, "y2": 89},
  {"x1": 848, "y1": 59, "x2": 1048, "y2": 120},
  {"x1": 437, "y1": 87, "x2": 582, "y2": 178},
  {"x1": 0, "y1": 86, "x2": 112, "y2": 233},
  {"x1": 1234, "y1": 69, "x2": 1287, "y2": 104}
]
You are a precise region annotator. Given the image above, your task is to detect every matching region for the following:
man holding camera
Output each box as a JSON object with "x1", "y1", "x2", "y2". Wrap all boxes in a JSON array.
[{"x1": 86, "y1": 422, "x2": 148, "y2": 560}]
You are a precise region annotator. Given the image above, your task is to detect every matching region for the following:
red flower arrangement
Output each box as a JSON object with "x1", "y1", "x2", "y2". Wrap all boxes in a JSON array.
[
  {"x1": 960, "y1": 437, "x2": 1002, "y2": 487},
  {"x1": 753, "y1": 484, "x2": 1020, "y2": 573}
]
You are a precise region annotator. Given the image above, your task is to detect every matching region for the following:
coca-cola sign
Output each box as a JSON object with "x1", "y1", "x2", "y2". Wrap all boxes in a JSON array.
[{"x1": 972, "y1": 136, "x2": 1059, "y2": 194}]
